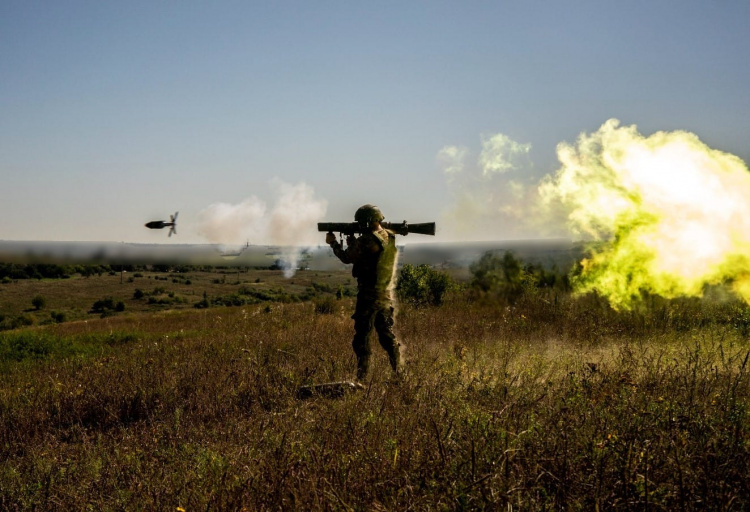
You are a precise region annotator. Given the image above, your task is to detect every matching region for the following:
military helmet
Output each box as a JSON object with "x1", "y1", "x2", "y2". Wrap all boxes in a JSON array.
[{"x1": 354, "y1": 204, "x2": 385, "y2": 227}]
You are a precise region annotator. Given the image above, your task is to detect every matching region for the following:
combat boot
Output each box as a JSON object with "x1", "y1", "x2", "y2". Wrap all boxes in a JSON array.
[
  {"x1": 387, "y1": 342, "x2": 403, "y2": 376},
  {"x1": 356, "y1": 355, "x2": 369, "y2": 382}
]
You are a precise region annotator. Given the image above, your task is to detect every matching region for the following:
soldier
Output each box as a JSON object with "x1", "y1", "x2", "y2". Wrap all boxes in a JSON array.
[{"x1": 326, "y1": 204, "x2": 402, "y2": 381}]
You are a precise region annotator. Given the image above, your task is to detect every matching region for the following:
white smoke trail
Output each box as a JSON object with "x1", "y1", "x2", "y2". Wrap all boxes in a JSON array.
[{"x1": 196, "y1": 180, "x2": 328, "y2": 277}]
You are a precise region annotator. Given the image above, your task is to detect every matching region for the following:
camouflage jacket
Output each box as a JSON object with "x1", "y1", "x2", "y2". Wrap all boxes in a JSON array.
[{"x1": 331, "y1": 228, "x2": 398, "y2": 302}]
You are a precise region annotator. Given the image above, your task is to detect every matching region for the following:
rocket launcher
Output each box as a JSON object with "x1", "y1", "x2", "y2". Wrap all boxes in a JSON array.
[{"x1": 318, "y1": 221, "x2": 436, "y2": 236}]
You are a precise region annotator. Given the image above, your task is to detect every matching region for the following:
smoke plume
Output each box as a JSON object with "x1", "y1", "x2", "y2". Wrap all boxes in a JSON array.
[
  {"x1": 196, "y1": 180, "x2": 327, "y2": 277},
  {"x1": 538, "y1": 119, "x2": 750, "y2": 308},
  {"x1": 440, "y1": 119, "x2": 750, "y2": 308},
  {"x1": 438, "y1": 133, "x2": 537, "y2": 241}
]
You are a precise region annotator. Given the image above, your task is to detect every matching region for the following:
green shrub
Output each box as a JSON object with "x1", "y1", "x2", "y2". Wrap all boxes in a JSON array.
[
  {"x1": 91, "y1": 297, "x2": 116, "y2": 313},
  {"x1": 469, "y1": 251, "x2": 570, "y2": 304},
  {"x1": 0, "y1": 331, "x2": 56, "y2": 362},
  {"x1": 50, "y1": 311, "x2": 66, "y2": 323},
  {"x1": 195, "y1": 291, "x2": 210, "y2": 309},
  {"x1": 397, "y1": 264, "x2": 456, "y2": 307},
  {"x1": 91, "y1": 297, "x2": 124, "y2": 316},
  {"x1": 311, "y1": 281, "x2": 335, "y2": 294},
  {"x1": 31, "y1": 295, "x2": 46, "y2": 310},
  {"x1": 470, "y1": 251, "x2": 523, "y2": 300},
  {"x1": 336, "y1": 285, "x2": 355, "y2": 299},
  {"x1": 0, "y1": 314, "x2": 36, "y2": 331},
  {"x1": 314, "y1": 296, "x2": 337, "y2": 315}
]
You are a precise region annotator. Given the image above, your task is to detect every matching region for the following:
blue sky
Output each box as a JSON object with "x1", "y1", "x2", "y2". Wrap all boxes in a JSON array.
[{"x1": 2, "y1": 1, "x2": 749, "y2": 244}]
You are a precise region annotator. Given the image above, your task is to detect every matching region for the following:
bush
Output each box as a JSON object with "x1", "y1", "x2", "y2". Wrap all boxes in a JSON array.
[
  {"x1": 0, "y1": 314, "x2": 36, "y2": 331},
  {"x1": 91, "y1": 297, "x2": 124, "y2": 316},
  {"x1": 91, "y1": 297, "x2": 116, "y2": 313},
  {"x1": 0, "y1": 331, "x2": 56, "y2": 362},
  {"x1": 335, "y1": 285, "x2": 355, "y2": 299},
  {"x1": 50, "y1": 311, "x2": 66, "y2": 323},
  {"x1": 194, "y1": 291, "x2": 210, "y2": 309},
  {"x1": 469, "y1": 251, "x2": 571, "y2": 304},
  {"x1": 31, "y1": 295, "x2": 46, "y2": 310},
  {"x1": 314, "y1": 296, "x2": 337, "y2": 315},
  {"x1": 470, "y1": 251, "x2": 522, "y2": 297},
  {"x1": 397, "y1": 264, "x2": 456, "y2": 307},
  {"x1": 311, "y1": 281, "x2": 335, "y2": 294}
]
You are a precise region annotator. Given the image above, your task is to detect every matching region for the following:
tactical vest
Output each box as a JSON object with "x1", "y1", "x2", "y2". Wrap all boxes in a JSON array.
[
  {"x1": 352, "y1": 229, "x2": 398, "y2": 302},
  {"x1": 374, "y1": 229, "x2": 398, "y2": 299}
]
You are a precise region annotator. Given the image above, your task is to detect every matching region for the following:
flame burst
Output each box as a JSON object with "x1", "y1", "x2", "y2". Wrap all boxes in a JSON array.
[{"x1": 539, "y1": 119, "x2": 750, "y2": 309}]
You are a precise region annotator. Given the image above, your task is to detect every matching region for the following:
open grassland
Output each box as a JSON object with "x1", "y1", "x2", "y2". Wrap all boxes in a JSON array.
[
  {"x1": 1, "y1": 269, "x2": 750, "y2": 510},
  {"x1": 0, "y1": 268, "x2": 356, "y2": 325}
]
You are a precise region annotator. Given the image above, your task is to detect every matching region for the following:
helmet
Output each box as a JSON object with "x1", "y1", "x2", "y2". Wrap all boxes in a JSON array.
[{"x1": 354, "y1": 204, "x2": 385, "y2": 228}]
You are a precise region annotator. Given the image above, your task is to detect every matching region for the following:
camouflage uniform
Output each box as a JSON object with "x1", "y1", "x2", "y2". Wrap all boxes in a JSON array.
[{"x1": 329, "y1": 208, "x2": 401, "y2": 380}]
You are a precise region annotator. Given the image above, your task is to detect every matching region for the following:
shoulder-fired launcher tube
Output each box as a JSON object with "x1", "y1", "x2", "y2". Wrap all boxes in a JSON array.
[{"x1": 318, "y1": 221, "x2": 436, "y2": 236}]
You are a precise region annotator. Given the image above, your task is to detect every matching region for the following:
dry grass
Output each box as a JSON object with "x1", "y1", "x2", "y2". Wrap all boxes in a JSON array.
[
  {"x1": 1, "y1": 272, "x2": 749, "y2": 510},
  {"x1": 0, "y1": 268, "x2": 355, "y2": 322}
]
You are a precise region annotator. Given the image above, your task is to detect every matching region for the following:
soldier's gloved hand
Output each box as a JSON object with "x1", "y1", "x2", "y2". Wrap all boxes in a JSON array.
[
  {"x1": 325, "y1": 232, "x2": 336, "y2": 245},
  {"x1": 346, "y1": 234, "x2": 356, "y2": 247}
]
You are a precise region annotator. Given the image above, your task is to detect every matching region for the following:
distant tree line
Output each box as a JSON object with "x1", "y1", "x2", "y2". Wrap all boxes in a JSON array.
[
  {"x1": 0, "y1": 263, "x2": 142, "y2": 280},
  {"x1": 0, "y1": 263, "x2": 78, "y2": 280},
  {"x1": 0, "y1": 263, "x2": 283, "y2": 281}
]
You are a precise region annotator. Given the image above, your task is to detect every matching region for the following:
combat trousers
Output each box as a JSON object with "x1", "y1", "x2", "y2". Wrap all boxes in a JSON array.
[{"x1": 351, "y1": 299, "x2": 401, "y2": 380}]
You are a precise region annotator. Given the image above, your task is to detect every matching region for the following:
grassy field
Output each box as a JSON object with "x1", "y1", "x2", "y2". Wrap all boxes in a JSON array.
[
  {"x1": 0, "y1": 268, "x2": 356, "y2": 324},
  {"x1": 1, "y1": 267, "x2": 749, "y2": 510}
]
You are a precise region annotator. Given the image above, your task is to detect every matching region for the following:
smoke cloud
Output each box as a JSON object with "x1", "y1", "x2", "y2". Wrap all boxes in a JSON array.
[
  {"x1": 440, "y1": 119, "x2": 750, "y2": 308},
  {"x1": 477, "y1": 133, "x2": 532, "y2": 177},
  {"x1": 538, "y1": 119, "x2": 750, "y2": 308},
  {"x1": 196, "y1": 180, "x2": 327, "y2": 277},
  {"x1": 438, "y1": 132, "x2": 538, "y2": 241}
]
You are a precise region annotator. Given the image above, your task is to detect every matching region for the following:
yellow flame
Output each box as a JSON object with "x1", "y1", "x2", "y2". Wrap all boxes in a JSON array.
[{"x1": 540, "y1": 119, "x2": 750, "y2": 309}]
